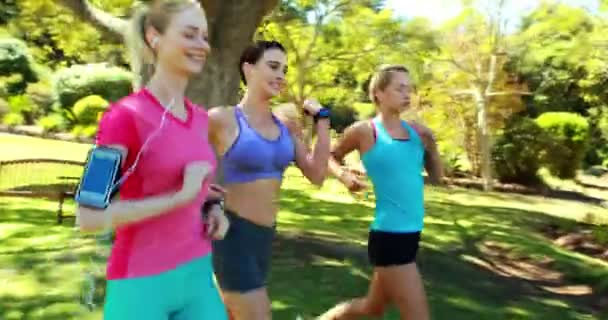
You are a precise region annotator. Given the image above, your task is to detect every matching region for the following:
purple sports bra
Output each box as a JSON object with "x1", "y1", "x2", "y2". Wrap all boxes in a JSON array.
[{"x1": 221, "y1": 107, "x2": 295, "y2": 184}]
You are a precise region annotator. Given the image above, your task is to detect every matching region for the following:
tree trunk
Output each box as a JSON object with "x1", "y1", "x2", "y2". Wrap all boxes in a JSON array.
[
  {"x1": 57, "y1": 0, "x2": 279, "y2": 108},
  {"x1": 463, "y1": 119, "x2": 480, "y2": 176},
  {"x1": 473, "y1": 88, "x2": 492, "y2": 191},
  {"x1": 193, "y1": 0, "x2": 279, "y2": 107}
]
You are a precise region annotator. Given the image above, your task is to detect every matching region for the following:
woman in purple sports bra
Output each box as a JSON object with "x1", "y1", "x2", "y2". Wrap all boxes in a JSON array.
[{"x1": 207, "y1": 40, "x2": 331, "y2": 319}]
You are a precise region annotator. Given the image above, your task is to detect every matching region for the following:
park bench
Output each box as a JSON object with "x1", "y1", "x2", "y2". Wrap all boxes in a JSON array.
[{"x1": 0, "y1": 158, "x2": 84, "y2": 224}]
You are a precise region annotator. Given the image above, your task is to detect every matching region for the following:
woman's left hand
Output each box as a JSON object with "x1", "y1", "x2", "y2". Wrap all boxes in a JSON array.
[
  {"x1": 205, "y1": 206, "x2": 229, "y2": 240},
  {"x1": 302, "y1": 98, "x2": 323, "y2": 117},
  {"x1": 208, "y1": 184, "x2": 226, "y2": 199}
]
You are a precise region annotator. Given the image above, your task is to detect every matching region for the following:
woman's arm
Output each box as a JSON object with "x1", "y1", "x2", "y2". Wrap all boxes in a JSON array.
[
  {"x1": 409, "y1": 122, "x2": 443, "y2": 185},
  {"x1": 292, "y1": 116, "x2": 331, "y2": 186},
  {"x1": 77, "y1": 104, "x2": 213, "y2": 232},
  {"x1": 328, "y1": 121, "x2": 368, "y2": 192},
  {"x1": 423, "y1": 133, "x2": 443, "y2": 185},
  {"x1": 291, "y1": 100, "x2": 330, "y2": 186},
  {"x1": 208, "y1": 106, "x2": 227, "y2": 156},
  {"x1": 77, "y1": 155, "x2": 212, "y2": 233}
]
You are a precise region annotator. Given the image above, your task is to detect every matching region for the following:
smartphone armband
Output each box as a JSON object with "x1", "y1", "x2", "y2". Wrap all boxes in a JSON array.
[{"x1": 75, "y1": 146, "x2": 123, "y2": 209}]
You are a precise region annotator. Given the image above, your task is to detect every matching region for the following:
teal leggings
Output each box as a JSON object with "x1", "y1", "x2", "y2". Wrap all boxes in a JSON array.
[{"x1": 103, "y1": 254, "x2": 227, "y2": 320}]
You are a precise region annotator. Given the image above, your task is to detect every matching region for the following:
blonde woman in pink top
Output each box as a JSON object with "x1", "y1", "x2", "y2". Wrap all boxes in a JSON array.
[{"x1": 76, "y1": 1, "x2": 229, "y2": 319}]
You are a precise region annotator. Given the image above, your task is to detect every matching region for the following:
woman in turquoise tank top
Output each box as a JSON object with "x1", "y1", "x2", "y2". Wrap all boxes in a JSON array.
[{"x1": 319, "y1": 65, "x2": 443, "y2": 320}]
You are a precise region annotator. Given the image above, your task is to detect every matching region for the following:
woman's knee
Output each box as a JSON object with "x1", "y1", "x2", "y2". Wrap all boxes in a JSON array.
[
  {"x1": 232, "y1": 303, "x2": 270, "y2": 320},
  {"x1": 360, "y1": 297, "x2": 385, "y2": 317},
  {"x1": 380, "y1": 263, "x2": 429, "y2": 319},
  {"x1": 344, "y1": 297, "x2": 386, "y2": 318},
  {"x1": 246, "y1": 298, "x2": 271, "y2": 320},
  {"x1": 223, "y1": 289, "x2": 271, "y2": 320}
]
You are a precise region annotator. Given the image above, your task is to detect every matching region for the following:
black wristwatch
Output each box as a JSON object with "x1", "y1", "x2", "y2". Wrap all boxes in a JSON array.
[
  {"x1": 313, "y1": 108, "x2": 330, "y2": 122},
  {"x1": 202, "y1": 198, "x2": 224, "y2": 217}
]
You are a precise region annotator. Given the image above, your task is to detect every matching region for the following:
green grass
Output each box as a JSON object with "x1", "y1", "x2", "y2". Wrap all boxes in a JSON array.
[
  {"x1": 539, "y1": 168, "x2": 608, "y2": 204},
  {"x1": 2, "y1": 133, "x2": 608, "y2": 319},
  {"x1": 276, "y1": 174, "x2": 608, "y2": 319},
  {"x1": 0, "y1": 133, "x2": 91, "y2": 162}
]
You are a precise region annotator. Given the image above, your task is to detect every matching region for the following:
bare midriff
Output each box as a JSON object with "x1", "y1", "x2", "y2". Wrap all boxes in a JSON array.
[{"x1": 224, "y1": 178, "x2": 282, "y2": 227}]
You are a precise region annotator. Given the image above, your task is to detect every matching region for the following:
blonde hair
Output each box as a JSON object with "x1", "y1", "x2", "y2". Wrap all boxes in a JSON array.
[
  {"x1": 368, "y1": 64, "x2": 409, "y2": 104},
  {"x1": 126, "y1": 0, "x2": 203, "y2": 88}
]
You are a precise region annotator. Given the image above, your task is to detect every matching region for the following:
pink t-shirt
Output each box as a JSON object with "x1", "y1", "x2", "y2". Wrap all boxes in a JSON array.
[{"x1": 95, "y1": 88, "x2": 216, "y2": 280}]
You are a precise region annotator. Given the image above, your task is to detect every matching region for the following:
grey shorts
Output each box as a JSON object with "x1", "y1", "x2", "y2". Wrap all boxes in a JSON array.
[{"x1": 211, "y1": 210, "x2": 275, "y2": 293}]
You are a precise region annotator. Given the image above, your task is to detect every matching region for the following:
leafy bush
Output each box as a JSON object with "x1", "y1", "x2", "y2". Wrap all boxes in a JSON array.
[
  {"x1": 2, "y1": 112, "x2": 24, "y2": 126},
  {"x1": 82, "y1": 125, "x2": 98, "y2": 138},
  {"x1": 72, "y1": 95, "x2": 108, "y2": 125},
  {"x1": 593, "y1": 225, "x2": 608, "y2": 246},
  {"x1": 0, "y1": 1, "x2": 19, "y2": 25},
  {"x1": 329, "y1": 105, "x2": 357, "y2": 133},
  {"x1": 0, "y1": 38, "x2": 37, "y2": 81},
  {"x1": 7, "y1": 94, "x2": 39, "y2": 124},
  {"x1": 53, "y1": 63, "x2": 133, "y2": 108},
  {"x1": 71, "y1": 124, "x2": 98, "y2": 138},
  {"x1": 37, "y1": 113, "x2": 67, "y2": 133},
  {"x1": 71, "y1": 125, "x2": 84, "y2": 137},
  {"x1": 584, "y1": 107, "x2": 608, "y2": 168},
  {"x1": 535, "y1": 112, "x2": 590, "y2": 179},
  {"x1": 352, "y1": 102, "x2": 375, "y2": 120},
  {"x1": 0, "y1": 98, "x2": 7, "y2": 116},
  {"x1": 26, "y1": 81, "x2": 55, "y2": 115},
  {"x1": 441, "y1": 152, "x2": 465, "y2": 177},
  {"x1": 0, "y1": 73, "x2": 25, "y2": 97},
  {"x1": 492, "y1": 116, "x2": 561, "y2": 185}
]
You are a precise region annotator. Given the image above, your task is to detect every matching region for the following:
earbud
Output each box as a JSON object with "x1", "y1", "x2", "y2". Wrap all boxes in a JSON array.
[{"x1": 151, "y1": 37, "x2": 159, "y2": 49}]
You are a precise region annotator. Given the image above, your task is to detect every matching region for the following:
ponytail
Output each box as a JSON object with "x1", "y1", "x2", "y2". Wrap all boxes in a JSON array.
[{"x1": 126, "y1": 4, "x2": 154, "y2": 89}]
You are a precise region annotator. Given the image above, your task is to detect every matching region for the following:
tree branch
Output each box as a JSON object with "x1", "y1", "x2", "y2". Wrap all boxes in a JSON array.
[
  {"x1": 486, "y1": 90, "x2": 533, "y2": 96},
  {"x1": 302, "y1": 0, "x2": 349, "y2": 64},
  {"x1": 450, "y1": 89, "x2": 476, "y2": 96},
  {"x1": 485, "y1": 54, "x2": 497, "y2": 95},
  {"x1": 56, "y1": 0, "x2": 128, "y2": 42},
  {"x1": 309, "y1": 80, "x2": 341, "y2": 92},
  {"x1": 275, "y1": 22, "x2": 302, "y2": 63},
  {"x1": 302, "y1": 7, "x2": 325, "y2": 63},
  {"x1": 433, "y1": 55, "x2": 479, "y2": 79},
  {"x1": 313, "y1": 46, "x2": 379, "y2": 65}
]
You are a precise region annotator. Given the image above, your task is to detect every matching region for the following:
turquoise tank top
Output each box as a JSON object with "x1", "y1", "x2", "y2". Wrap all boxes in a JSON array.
[{"x1": 361, "y1": 118, "x2": 425, "y2": 233}]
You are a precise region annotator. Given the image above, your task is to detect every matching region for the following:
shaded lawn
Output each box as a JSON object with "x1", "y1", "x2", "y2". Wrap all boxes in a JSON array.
[{"x1": 2, "y1": 181, "x2": 608, "y2": 319}]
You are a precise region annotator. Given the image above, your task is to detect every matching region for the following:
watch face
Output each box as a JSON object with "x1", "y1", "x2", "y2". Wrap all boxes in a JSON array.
[{"x1": 319, "y1": 109, "x2": 330, "y2": 117}]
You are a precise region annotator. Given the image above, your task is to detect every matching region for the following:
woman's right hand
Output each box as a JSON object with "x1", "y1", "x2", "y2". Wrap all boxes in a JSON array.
[
  {"x1": 339, "y1": 168, "x2": 368, "y2": 193},
  {"x1": 177, "y1": 161, "x2": 212, "y2": 203}
]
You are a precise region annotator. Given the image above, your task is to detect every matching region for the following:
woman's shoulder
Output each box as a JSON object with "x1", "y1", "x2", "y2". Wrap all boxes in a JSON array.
[
  {"x1": 207, "y1": 105, "x2": 236, "y2": 125},
  {"x1": 103, "y1": 89, "x2": 150, "y2": 117},
  {"x1": 100, "y1": 95, "x2": 140, "y2": 124}
]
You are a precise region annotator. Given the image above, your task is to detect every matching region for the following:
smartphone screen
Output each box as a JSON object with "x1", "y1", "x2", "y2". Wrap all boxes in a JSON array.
[{"x1": 80, "y1": 150, "x2": 119, "y2": 196}]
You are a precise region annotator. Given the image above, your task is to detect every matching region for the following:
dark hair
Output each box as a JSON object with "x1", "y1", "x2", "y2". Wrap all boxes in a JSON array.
[{"x1": 239, "y1": 40, "x2": 286, "y2": 85}]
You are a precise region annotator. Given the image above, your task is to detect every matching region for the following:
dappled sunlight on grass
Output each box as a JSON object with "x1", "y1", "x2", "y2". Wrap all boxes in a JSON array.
[
  {"x1": 275, "y1": 175, "x2": 608, "y2": 319},
  {"x1": 0, "y1": 196, "x2": 107, "y2": 319},
  {"x1": 434, "y1": 187, "x2": 608, "y2": 225},
  {"x1": 540, "y1": 168, "x2": 608, "y2": 202},
  {"x1": 2, "y1": 133, "x2": 608, "y2": 318}
]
